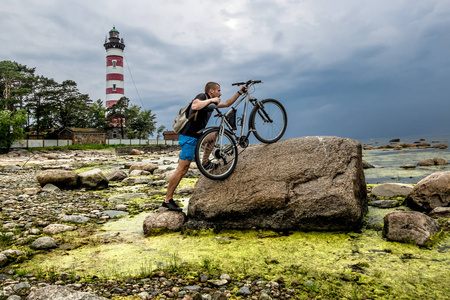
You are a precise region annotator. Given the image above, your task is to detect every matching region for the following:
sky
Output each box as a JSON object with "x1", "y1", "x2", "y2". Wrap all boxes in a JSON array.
[{"x1": 2, "y1": 0, "x2": 450, "y2": 141}]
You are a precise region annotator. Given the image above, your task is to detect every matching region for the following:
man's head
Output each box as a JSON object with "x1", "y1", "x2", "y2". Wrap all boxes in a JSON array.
[{"x1": 205, "y1": 82, "x2": 221, "y2": 98}]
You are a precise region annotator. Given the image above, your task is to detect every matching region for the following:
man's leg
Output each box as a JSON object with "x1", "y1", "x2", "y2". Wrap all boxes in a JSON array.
[{"x1": 165, "y1": 158, "x2": 191, "y2": 202}]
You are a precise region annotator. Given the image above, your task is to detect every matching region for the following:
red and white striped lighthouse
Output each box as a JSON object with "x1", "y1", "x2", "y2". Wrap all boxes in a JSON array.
[{"x1": 104, "y1": 26, "x2": 125, "y2": 111}]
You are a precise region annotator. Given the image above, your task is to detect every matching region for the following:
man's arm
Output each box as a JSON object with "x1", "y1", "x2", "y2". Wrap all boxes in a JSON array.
[
  {"x1": 217, "y1": 86, "x2": 247, "y2": 108},
  {"x1": 191, "y1": 97, "x2": 220, "y2": 110}
]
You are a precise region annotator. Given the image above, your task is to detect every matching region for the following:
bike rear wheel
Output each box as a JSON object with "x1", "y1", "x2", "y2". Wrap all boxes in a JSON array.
[
  {"x1": 195, "y1": 128, "x2": 238, "y2": 180},
  {"x1": 249, "y1": 99, "x2": 287, "y2": 143}
]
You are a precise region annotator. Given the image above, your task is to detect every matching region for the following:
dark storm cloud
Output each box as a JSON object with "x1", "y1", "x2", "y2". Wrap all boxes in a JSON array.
[{"x1": 1, "y1": 0, "x2": 450, "y2": 139}]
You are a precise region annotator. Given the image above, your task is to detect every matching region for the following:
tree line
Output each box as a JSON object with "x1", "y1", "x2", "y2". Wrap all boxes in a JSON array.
[{"x1": 0, "y1": 60, "x2": 164, "y2": 152}]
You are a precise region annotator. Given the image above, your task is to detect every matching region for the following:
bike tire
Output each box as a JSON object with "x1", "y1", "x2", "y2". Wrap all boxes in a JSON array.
[
  {"x1": 249, "y1": 99, "x2": 287, "y2": 143},
  {"x1": 195, "y1": 128, "x2": 238, "y2": 180}
]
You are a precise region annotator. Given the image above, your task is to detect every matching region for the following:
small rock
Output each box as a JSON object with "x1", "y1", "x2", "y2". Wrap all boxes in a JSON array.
[
  {"x1": 60, "y1": 215, "x2": 91, "y2": 224},
  {"x1": 30, "y1": 236, "x2": 58, "y2": 250},
  {"x1": 383, "y1": 211, "x2": 441, "y2": 246},
  {"x1": 13, "y1": 281, "x2": 31, "y2": 292},
  {"x1": 238, "y1": 287, "x2": 252, "y2": 295},
  {"x1": 103, "y1": 210, "x2": 129, "y2": 219},
  {"x1": 369, "y1": 200, "x2": 400, "y2": 208},
  {"x1": 371, "y1": 183, "x2": 413, "y2": 198},
  {"x1": 42, "y1": 183, "x2": 60, "y2": 192},
  {"x1": 428, "y1": 207, "x2": 450, "y2": 219},
  {"x1": 0, "y1": 253, "x2": 7, "y2": 267},
  {"x1": 43, "y1": 224, "x2": 77, "y2": 235}
]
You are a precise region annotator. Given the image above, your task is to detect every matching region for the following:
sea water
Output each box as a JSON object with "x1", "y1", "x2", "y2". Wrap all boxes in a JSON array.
[{"x1": 357, "y1": 134, "x2": 450, "y2": 184}]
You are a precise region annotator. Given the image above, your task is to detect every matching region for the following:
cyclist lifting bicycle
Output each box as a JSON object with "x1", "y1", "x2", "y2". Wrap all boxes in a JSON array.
[{"x1": 162, "y1": 81, "x2": 247, "y2": 211}]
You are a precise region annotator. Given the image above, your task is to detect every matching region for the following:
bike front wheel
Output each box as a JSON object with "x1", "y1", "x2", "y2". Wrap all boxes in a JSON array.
[
  {"x1": 195, "y1": 128, "x2": 238, "y2": 180},
  {"x1": 249, "y1": 99, "x2": 287, "y2": 143}
]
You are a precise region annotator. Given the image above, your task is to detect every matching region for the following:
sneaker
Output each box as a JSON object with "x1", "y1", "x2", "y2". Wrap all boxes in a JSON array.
[{"x1": 162, "y1": 199, "x2": 182, "y2": 212}]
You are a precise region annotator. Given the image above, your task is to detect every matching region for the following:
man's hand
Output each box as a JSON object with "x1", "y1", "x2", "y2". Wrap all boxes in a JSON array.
[
  {"x1": 211, "y1": 97, "x2": 221, "y2": 104},
  {"x1": 240, "y1": 86, "x2": 248, "y2": 94}
]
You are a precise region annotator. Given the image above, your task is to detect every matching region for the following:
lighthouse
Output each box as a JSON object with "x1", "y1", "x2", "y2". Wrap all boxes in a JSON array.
[{"x1": 104, "y1": 27, "x2": 125, "y2": 138}]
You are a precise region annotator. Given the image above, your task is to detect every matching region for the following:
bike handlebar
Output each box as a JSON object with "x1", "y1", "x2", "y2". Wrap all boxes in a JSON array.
[{"x1": 232, "y1": 79, "x2": 262, "y2": 87}]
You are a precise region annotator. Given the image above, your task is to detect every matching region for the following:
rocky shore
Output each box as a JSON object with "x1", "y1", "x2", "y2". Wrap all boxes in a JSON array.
[
  {"x1": 0, "y1": 148, "x2": 301, "y2": 299},
  {"x1": 1, "y1": 144, "x2": 449, "y2": 299}
]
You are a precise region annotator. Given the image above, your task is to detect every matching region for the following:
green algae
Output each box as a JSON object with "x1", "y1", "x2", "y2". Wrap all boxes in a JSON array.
[{"x1": 18, "y1": 211, "x2": 450, "y2": 299}]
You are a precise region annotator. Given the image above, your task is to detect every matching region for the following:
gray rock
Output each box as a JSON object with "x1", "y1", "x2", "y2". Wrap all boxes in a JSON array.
[
  {"x1": 129, "y1": 169, "x2": 151, "y2": 176},
  {"x1": 383, "y1": 211, "x2": 441, "y2": 246},
  {"x1": 371, "y1": 183, "x2": 413, "y2": 198},
  {"x1": 238, "y1": 287, "x2": 252, "y2": 295},
  {"x1": 188, "y1": 137, "x2": 367, "y2": 231},
  {"x1": 1, "y1": 249, "x2": 26, "y2": 258},
  {"x1": 36, "y1": 170, "x2": 79, "y2": 189},
  {"x1": 26, "y1": 284, "x2": 108, "y2": 300},
  {"x1": 108, "y1": 193, "x2": 147, "y2": 202},
  {"x1": 143, "y1": 211, "x2": 186, "y2": 236},
  {"x1": 428, "y1": 207, "x2": 450, "y2": 219},
  {"x1": 30, "y1": 236, "x2": 58, "y2": 250},
  {"x1": 400, "y1": 164, "x2": 416, "y2": 169},
  {"x1": 42, "y1": 183, "x2": 60, "y2": 192},
  {"x1": 406, "y1": 171, "x2": 450, "y2": 212},
  {"x1": 13, "y1": 281, "x2": 31, "y2": 291},
  {"x1": 129, "y1": 163, "x2": 158, "y2": 173},
  {"x1": 43, "y1": 224, "x2": 77, "y2": 235},
  {"x1": 105, "y1": 169, "x2": 128, "y2": 181},
  {"x1": 417, "y1": 158, "x2": 449, "y2": 166},
  {"x1": 369, "y1": 200, "x2": 400, "y2": 208},
  {"x1": 0, "y1": 253, "x2": 7, "y2": 267},
  {"x1": 208, "y1": 279, "x2": 228, "y2": 286},
  {"x1": 122, "y1": 177, "x2": 154, "y2": 184},
  {"x1": 60, "y1": 215, "x2": 90, "y2": 224},
  {"x1": 7, "y1": 295, "x2": 21, "y2": 300},
  {"x1": 103, "y1": 210, "x2": 129, "y2": 219},
  {"x1": 362, "y1": 160, "x2": 375, "y2": 169},
  {"x1": 3, "y1": 165, "x2": 21, "y2": 172},
  {"x1": 184, "y1": 286, "x2": 202, "y2": 292},
  {"x1": 78, "y1": 168, "x2": 109, "y2": 190},
  {"x1": 147, "y1": 180, "x2": 166, "y2": 186}
]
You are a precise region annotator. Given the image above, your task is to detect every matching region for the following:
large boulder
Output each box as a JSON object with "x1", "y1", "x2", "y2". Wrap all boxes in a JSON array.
[
  {"x1": 187, "y1": 137, "x2": 367, "y2": 231},
  {"x1": 406, "y1": 171, "x2": 450, "y2": 212},
  {"x1": 36, "y1": 170, "x2": 79, "y2": 189},
  {"x1": 383, "y1": 211, "x2": 441, "y2": 246},
  {"x1": 78, "y1": 168, "x2": 109, "y2": 190},
  {"x1": 26, "y1": 285, "x2": 108, "y2": 300}
]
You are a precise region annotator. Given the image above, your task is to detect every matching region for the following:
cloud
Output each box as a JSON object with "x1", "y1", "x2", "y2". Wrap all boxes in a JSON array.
[{"x1": 1, "y1": 0, "x2": 450, "y2": 139}]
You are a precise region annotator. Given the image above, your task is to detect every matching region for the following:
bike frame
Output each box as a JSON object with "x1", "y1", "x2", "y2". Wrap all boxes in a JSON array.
[{"x1": 214, "y1": 83, "x2": 261, "y2": 144}]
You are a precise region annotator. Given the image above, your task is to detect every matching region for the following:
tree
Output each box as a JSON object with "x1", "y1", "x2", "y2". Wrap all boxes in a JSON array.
[
  {"x1": 0, "y1": 61, "x2": 35, "y2": 112},
  {"x1": 86, "y1": 99, "x2": 106, "y2": 129},
  {"x1": 106, "y1": 96, "x2": 129, "y2": 138},
  {"x1": 128, "y1": 108, "x2": 157, "y2": 139},
  {"x1": 156, "y1": 125, "x2": 166, "y2": 141},
  {"x1": 0, "y1": 109, "x2": 27, "y2": 153},
  {"x1": 50, "y1": 80, "x2": 92, "y2": 129},
  {"x1": 0, "y1": 61, "x2": 31, "y2": 151},
  {"x1": 25, "y1": 75, "x2": 59, "y2": 137}
]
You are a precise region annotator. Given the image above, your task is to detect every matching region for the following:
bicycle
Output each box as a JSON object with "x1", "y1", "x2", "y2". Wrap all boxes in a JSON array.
[{"x1": 195, "y1": 79, "x2": 287, "y2": 180}]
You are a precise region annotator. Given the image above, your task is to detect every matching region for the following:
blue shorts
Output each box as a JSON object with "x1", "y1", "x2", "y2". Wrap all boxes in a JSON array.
[{"x1": 179, "y1": 134, "x2": 198, "y2": 161}]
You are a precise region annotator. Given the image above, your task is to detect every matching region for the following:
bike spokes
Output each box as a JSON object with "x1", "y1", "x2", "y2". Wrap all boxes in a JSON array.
[
  {"x1": 250, "y1": 99, "x2": 287, "y2": 143},
  {"x1": 195, "y1": 129, "x2": 238, "y2": 180}
]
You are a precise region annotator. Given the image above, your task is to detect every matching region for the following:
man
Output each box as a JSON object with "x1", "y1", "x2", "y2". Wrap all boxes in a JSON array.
[{"x1": 163, "y1": 82, "x2": 247, "y2": 211}]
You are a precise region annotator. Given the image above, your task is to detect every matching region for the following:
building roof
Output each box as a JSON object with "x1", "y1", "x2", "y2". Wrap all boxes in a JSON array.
[{"x1": 60, "y1": 127, "x2": 105, "y2": 134}]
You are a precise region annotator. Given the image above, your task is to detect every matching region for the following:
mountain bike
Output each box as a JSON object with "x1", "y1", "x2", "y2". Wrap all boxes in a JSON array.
[{"x1": 195, "y1": 80, "x2": 287, "y2": 180}]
